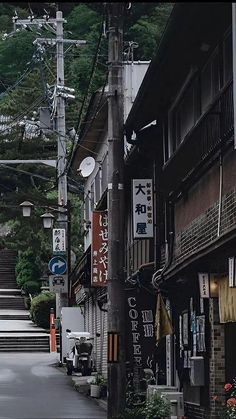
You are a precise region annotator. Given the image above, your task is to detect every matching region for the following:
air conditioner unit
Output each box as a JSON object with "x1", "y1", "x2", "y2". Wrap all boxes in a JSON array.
[
  {"x1": 161, "y1": 391, "x2": 184, "y2": 418},
  {"x1": 147, "y1": 385, "x2": 178, "y2": 401},
  {"x1": 190, "y1": 356, "x2": 204, "y2": 386}
]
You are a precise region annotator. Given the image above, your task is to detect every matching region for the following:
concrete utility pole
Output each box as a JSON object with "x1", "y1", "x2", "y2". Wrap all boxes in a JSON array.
[
  {"x1": 55, "y1": 11, "x2": 68, "y2": 312},
  {"x1": 107, "y1": 3, "x2": 126, "y2": 418},
  {"x1": 13, "y1": 11, "x2": 85, "y2": 317}
]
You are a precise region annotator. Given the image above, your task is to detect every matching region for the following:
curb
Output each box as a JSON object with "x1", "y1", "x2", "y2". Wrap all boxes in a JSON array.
[{"x1": 56, "y1": 364, "x2": 108, "y2": 411}]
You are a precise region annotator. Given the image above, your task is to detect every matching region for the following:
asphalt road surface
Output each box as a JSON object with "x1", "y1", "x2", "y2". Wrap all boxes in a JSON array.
[{"x1": 0, "y1": 353, "x2": 106, "y2": 419}]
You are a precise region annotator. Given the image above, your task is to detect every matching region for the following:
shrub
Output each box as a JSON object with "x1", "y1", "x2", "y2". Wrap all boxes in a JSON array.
[
  {"x1": 30, "y1": 292, "x2": 56, "y2": 329},
  {"x1": 123, "y1": 392, "x2": 146, "y2": 419},
  {"x1": 123, "y1": 392, "x2": 171, "y2": 419},
  {"x1": 16, "y1": 249, "x2": 40, "y2": 288},
  {"x1": 22, "y1": 280, "x2": 40, "y2": 296},
  {"x1": 144, "y1": 393, "x2": 171, "y2": 419}
]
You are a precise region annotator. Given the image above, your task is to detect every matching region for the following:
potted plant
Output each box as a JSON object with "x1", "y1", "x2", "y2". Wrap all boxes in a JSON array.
[
  {"x1": 100, "y1": 376, "x2": 107, "y2": 398},
  {"x1": 90, "y1": 374, "x2": 103, "y2": 398}
]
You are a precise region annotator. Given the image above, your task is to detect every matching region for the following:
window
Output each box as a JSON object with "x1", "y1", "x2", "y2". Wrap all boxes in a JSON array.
[
  {"x1": 95, "y1": 169, "x2": 101, "y2": 204},
  {"x1": 84, "y1": 193, "x2": 90, "y2": 222},
  {"x1": 101, "y1": 153, "x2": 108, "y2": 194},
  {"x1": 167, "y1": 33, "x2": 230, "y2": 159},
  {"x1": 90, "y1": 182, "x2": 95, "y2": 211},
  {"x1": 169, "y1": 77, "x2": 198, "y2": 155},
  {"x1": 201, "y1": 48, "x2": 220, "y2": 113},
  {"x1": 223, "y1": 30, "x2": 233, "y2": 85}
]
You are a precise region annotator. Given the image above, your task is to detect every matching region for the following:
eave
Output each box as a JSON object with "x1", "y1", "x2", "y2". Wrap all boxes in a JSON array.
[{"x1": 125, "y1": 2, "x2": 231, "y2": 136}]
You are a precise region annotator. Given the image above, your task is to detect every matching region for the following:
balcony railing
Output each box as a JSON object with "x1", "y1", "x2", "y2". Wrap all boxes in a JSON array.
[{"x1": 163, "y1": 80, "x2": 233, "y2": 193}]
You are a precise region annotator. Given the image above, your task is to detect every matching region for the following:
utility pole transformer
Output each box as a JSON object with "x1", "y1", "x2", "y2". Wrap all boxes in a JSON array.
[{"x1": 107, "y1": 3, "x2": 126, "y2": 418}]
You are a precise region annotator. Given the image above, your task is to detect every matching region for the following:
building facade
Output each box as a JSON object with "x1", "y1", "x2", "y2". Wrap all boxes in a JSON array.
[
  {"x1": 70, "y1": 61, "x2": 149, "y2": 377},
  {"x1": 125, "y1": 3, "x2": 235, "y2": 418}
]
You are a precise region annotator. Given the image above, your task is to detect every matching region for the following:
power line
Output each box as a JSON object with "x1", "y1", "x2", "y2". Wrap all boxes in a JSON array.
[{"x1": 74, "y1": 11, "x2": 106, "y2": 135}]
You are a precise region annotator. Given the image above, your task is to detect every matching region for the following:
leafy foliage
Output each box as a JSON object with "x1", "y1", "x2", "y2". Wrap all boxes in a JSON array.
[
  {"x1": 22, "y1": 280, "x2": 41, "y2": 296},
  {"x1": 144, "y1": 393, "x2": 171, "y2": 419},
  {"x1": 126, "y1": 3, "x2": 174, "y2": 60},
  {"x1": 30, "y1": 291, "x2": 56, "y2": 328},
  {"x1": 123, "y1": 391, "x2": 171, "y2": 419},
  {"x1": 15, "y1": 248, "x2": 41, "y2": 288}
]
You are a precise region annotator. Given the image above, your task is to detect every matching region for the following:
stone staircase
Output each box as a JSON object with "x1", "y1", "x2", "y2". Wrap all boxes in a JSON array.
[{"x1": 0, "y1": 249, "x2": 50, "y2": 352}]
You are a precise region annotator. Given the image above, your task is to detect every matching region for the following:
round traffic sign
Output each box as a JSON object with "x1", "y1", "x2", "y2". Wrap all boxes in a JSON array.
[{"x1": 48, "y1": 256, "x2": 67, "y2": 275}]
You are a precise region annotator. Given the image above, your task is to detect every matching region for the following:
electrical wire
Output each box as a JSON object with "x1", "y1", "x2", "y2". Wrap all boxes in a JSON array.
[
  {"x1": 0, "y1": 52, "x2": 39, "y2": 100},
  {"x1": 74, "y1": 12, "x2": 106, "y2": 135},
  {"x1": 0, "y1": 164, "x2": 53, "y2": 182},
  {"x1": 66, "y1": 70, "x2": 108, "y2": 175},
  {"x1": 0, "y1": 96, "x2": 45, "y2": 135}
]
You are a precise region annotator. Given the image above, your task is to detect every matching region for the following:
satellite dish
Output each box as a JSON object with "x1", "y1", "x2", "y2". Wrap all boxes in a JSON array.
[{"x1": 78, "y1": 156, "x2": 96, "y2": 178}]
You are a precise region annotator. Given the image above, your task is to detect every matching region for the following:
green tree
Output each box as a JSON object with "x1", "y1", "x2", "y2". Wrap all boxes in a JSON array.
[{"x1": 126, "y1": 3, "x2": 174, "y2": 60}]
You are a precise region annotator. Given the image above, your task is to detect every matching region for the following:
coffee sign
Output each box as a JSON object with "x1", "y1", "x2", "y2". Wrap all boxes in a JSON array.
[{"x1": 125, "y1": 287, "x2": 156, "y2": 370}]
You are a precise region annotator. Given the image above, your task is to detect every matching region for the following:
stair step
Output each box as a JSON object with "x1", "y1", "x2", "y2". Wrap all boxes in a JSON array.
[
  {"x1": 0, "y1": 315, "x2": 29, "y2": 320},
  {"x1": 0, "y1": 338, "x2": 49, "y2": 342},
  {"x1": 0, "y1": 348, "x2": 49, "y2": 352},
  {"x1": 0, "y1": 289, "x2": 21, "y2": 294}
]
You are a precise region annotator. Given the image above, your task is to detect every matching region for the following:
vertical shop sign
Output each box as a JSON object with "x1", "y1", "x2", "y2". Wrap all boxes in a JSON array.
[
  {"x1": 132, "y1": 179, "x2": 154, "y2": 238},
  {"x1": 91, "y1": 210, "x2": 108, "y2": 286},
  {"x1": 198, "y1": 273, "x2": 210, "y2": 298},
  {"x1": 125, "y1": 288, "x2": 156, "y2": 370}
]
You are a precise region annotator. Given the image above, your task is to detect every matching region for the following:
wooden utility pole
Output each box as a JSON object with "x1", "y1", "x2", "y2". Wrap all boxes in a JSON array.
[{"x1": 107, "y1": 3, "x2": 126, "y2": 418}]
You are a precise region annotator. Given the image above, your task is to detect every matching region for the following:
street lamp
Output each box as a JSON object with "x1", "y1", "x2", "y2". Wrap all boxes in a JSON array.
[
  {"x1": 20, "y1": 201, "x2": 60, "y2": 229},
  {"x1": 40, "y1": 212, "x2": 55, "y2": 229},
  {"x1": 20, "y1": 201, "x2": 34, "y2": 217}
]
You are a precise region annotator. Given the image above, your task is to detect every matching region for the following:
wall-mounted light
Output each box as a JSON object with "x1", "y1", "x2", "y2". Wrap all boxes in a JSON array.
[{"x1": 209, "y1": 274, "x2": 219, "y2": 298}]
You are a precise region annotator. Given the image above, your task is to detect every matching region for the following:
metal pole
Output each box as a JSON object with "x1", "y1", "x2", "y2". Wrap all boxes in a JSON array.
[
  {"x1": 107, "y1": 4, "x2": 126, "y2": 418},
  {"x1": 56, "y1": 10, "x2": 68, "y2": 314}
]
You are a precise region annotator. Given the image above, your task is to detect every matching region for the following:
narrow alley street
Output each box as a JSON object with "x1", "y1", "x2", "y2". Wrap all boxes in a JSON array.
[{"x1": 0, "y1": 353, "x2": 106, "y2": 419}]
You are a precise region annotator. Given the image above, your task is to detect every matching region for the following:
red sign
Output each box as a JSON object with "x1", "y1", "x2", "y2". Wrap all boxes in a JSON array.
[{"x1": 91, "y1": 211, "x2": 108, "y2": 286}]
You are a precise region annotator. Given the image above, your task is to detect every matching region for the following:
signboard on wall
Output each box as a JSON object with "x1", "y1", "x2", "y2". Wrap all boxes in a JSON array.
[
  {"x1": 198, "y1": 273, "x2": 210, "y2": 298},
  {"x1": 91, "y1": 210, "x2": 108, "y2": 286},
  {"x1": 132, "y1": 179, "x2": 154, "y2": 239}
]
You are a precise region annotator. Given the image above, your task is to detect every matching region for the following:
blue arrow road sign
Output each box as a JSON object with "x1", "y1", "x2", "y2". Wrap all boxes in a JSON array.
[{"x1": 48, "y1": 256, "x2": 67, "y2": 275}]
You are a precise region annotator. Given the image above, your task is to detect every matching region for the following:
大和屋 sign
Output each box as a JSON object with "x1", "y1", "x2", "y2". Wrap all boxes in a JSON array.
[
  {"x1": 132, "y1": 179, "x2": 154, "y2": 239},
  {"x1": 91, "y1": 210, "x2": 108, "y2": 286}
]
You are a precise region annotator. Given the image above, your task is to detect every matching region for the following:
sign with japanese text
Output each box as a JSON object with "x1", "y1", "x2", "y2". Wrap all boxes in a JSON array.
[
  {"x1": 198, "y1": 273, "x2": 210, "y2": 298},
  {"x1": 52, "y1": 228, "x2": 66, "y2": 254},
  {"x1": 132, "y1": 179, "x2": 154, "y2": 239},
  {"x1": 91, "y1": 211, "x2": 108, "y2": 286}
]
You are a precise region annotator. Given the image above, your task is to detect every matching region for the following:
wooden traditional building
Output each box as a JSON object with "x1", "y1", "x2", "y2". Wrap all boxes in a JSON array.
[
  {"x1": 125, "y1": 3, "x2": 235, "y2": 418},
  {"x1": 70, "y1": 61, "x2": 150, "y2": 377}
]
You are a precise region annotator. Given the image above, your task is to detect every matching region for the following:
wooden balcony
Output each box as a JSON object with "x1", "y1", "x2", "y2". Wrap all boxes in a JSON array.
[{"x1": 163, "y1": 81, "x2": 233, "y2": 195}]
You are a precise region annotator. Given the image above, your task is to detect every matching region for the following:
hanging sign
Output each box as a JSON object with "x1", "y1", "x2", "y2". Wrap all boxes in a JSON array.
[
  {"x1": 198, "y1": 273, "x2": 210, "y2": 298},
  {"x1": 91, "y1": 211, "x2": 108, "y2": 286},
  {"x1": 52, "y1": 228, "x2": 66, "y2": 254},
  {"x1": 132, "y1": 179, "x2": 154, "y2": 239}
]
